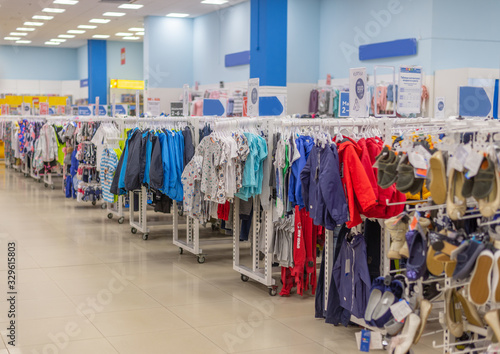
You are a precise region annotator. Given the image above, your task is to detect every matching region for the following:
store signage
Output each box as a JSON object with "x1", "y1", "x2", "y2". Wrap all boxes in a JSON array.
[
  {"x1": 92, "y1": 105, "x2": 108, "y2": 116},
  {"x1": 259, "y1": 96, "x2": 286, "y2": 116},
  {"x1": 349, "y1": 68, "x2": 367, "y2": 117},
  {"x1": 21, "y1": 102, "x2": 30, "y2": 116},
  {"x1": 1, "y1": 104, "x2": 10, "y2": 115},
  {"x1": 248, "y1": 78, "x2": 259, "y2": 117},
  {"x1": 203, "y1": 99, "x2": 227, "y2": 117},
  {"x1": 459, "y1": 86, "x2": 494, "y2": 117},
  {"x1": 39, "y1": 102, "x2": 49, "y2": 115},
  {"x1": 170, "y1": 102, "x2": 183, "y2": 117},
  {"x1": 326, "y1": 74, "x2": 332, "y2": 86},
  {"x1": 339, "y1": 92, "x2": 350, "y2": 117},
  {"x1": 147, "y1": 97, "x2": 161, "y2": 116},
  {"x1": 435, "y1": 97, "x2": 445, "y2": 119},
  {"x1": 32, "y1": 97, "x2": 39, "y2": 105},
  {"x1": 80, "y1": 79, "x2": 89, "y2": 88},
  {"x1": 114, "y1": 104, "x2": 128, "y2": 115},
  {"x1": 49, "y1": 108, "x2": 56, "y2": 115},
  {"x1": 58, "y1": 106, "x2": 66, "y2": 115},
  {"x1": 110, "y1": 79, "x2": 144, "y2": 90},
  {"x1": 121, "y1": 47, "x2": 126, "y2": 65},
  {"x1": 78, "y1": 106, "x2": 92, "y2": 116},
  {"x1": 183, "y1": 84, "x2": 189, "y2": 116},
  {"x1": 397, "y1": 66, "x2": 423, "y2": 115}
]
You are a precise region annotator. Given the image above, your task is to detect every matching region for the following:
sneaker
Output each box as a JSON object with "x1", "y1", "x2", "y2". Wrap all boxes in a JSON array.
[{"x1": 469, "y1": 249, "x2": 494, "y2": 306}]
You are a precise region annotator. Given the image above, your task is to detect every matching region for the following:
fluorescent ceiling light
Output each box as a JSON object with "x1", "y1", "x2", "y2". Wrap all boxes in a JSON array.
[
  {"x1": 93, "y1": 34, "x2": 110, "y2": 39},
  {"x1": 33, "y1": 15, "x2": 54, "y2": 20},
  {"x1": 128, "y1": 27, "x2": 144, "y2": 32},
  {"x1": 10, "y1": 32, "x2": 28, "y2": 36},
  {"x1": 67, "y1": 30, "x2": 85, "y2": 34},
  {"x1": 54, "y1": 0, "x2": 78, "y2": 4},
  {"x1": 16, "y1": 40, "x2": 32, "y2": 44},
  {"x1": 43, "y1": 8, "x2": 65, "y2": 13},
  {"x1": 201, "y1": 0, "x2": 229, "y2": 4},
  {"x1": 166, "y1": 13, "x2": 189, "y2": 17},
  {"x1": 103, "y1": 12, "x2": 125, "y2": 17},
  {"x1": 58, "y1": 34, "x2": 75, "y2": 38},
  {"x1": 78, "y1": 25, "x2": 97, "y2": 29},
  {"x1": 89, "y1": 18, "x2": 110, "y2": 23},
  {"x1": 4, "y1": 37, "x2": 21, "y2": 41},
  {"x1": 136, "y1": 32, "x2": 144, "y2": 36},
  {"x1": 118, "y1": 4, "x2": 143, "y2": 9},
  {"x1": 45, "y1": 41, "x2": 60, "y2": 45},
  {"x1": 51, "y1": 38, "x2": 66, "y2": 42},
  {"x1": 123, "y1": 36, "x2": 139, "y2": 40},
  {"x1": 24, "y1": 22, "x2": 44, "y2": 26},
  {"x1": 17, "y1": 27, "x2": 36, "y2": 32},
  {"x1": 116, "y1": 32, "x2": 132, "y2": 36}
]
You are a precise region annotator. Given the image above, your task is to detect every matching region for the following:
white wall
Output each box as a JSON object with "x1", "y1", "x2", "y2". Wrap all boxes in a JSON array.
[{"x1": 0, "y1": 79, "x2": 86, "y2": 100}]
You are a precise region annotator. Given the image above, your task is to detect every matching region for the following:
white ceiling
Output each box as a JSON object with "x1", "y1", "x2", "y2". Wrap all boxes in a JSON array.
[{"x1": 0, "y1": 0, "x2": 247, "y2": 48}]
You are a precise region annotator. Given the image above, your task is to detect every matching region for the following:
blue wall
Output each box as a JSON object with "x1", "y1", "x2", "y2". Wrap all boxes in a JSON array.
[
  {"x1": 287, "y1": 0, "x2": 320, "y2": 83},
  {"x1": 0, "y1": 46, "x2": 78, "y2": 80},
  {"x1": 77, "y1": 45, "x2": 88, "y2": 80},
  {"x1": 144, "y1": 16, "x2": 194, "y2": 88},
  {"x1": 107, "y1": 41, "x2": 143, "y2": 81},
  {"x1": 193, "y1": 1, "x2": 250, "y2": 85}
]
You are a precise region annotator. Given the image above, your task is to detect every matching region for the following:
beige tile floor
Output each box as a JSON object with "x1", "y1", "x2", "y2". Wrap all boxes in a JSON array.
[{"x1": 0, "y1": 164, "x2": 442, "y2": 353}]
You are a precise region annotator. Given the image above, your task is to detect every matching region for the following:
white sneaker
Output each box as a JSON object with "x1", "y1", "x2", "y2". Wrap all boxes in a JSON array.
[{"x1": 394, "y1": 313, "x2": 421, "y2": 354}]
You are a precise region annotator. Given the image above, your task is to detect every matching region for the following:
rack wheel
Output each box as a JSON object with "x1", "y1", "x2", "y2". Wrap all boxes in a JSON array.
[
  {"x1": 268, "y1": 287, "x2": 278, "y2": 297},
  {"x1": 92, "y1": 201, "x2": 96, "y2": 206},
  {"x1": 50, "y1": 185, "x2": 55, "y2": 190},
  {"x1": 24, "y1": 173, "x2": 28, "y2": 177},
  {"x1": 131, "y1": 227, "x2": 137, "y2": 234},
  {"x1": 197, "y1": 255, "x2": 205, "y2": 264},
  {"x1": 118, "y1": 217, "x2": 125, "y2": 224},
  {"x1": 38, "y1": 179, "x2": 42, "y2": 183},
  {"x1": 44, "y1": 183, "x2": 48, "y2": 188},
  {"x1": 179, "y1": 247, "x2": 184, "y2": 255},
  {"x1": 142, "y1": 234, "x2": 149, "y2": 240},
  {"x1": 241, "y1": 274, "x2": 249, "y2": 282},
  {"x1": 101, "y1": 203, "x2": 106, "y2": 209},
  {"x1": 178, "y1": 209, "x2": 184, "y2": 217},
  {"x1": 107, "y1": 213, "x2": 113, "y2": 219}
]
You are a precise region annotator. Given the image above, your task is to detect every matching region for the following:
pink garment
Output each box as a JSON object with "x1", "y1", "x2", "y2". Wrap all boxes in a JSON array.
[
  {"x1": 209, "y1": 91, "x2": 220, "y2": 99},
  {"x1": 192, "y1": 100, "x2": 203, "y2": 116},
  {"x1": 376, "y1": 86, "x2": 387, "y2": 114}
]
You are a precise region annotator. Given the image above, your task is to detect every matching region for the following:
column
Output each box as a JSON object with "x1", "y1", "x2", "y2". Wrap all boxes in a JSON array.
[{"x1": 88, "y1": 39, "x2": 107, "y2": 104}]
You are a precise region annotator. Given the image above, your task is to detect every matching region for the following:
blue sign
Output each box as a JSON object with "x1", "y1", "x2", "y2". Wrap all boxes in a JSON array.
[
  {"x1": 459, "y1": 86, "x2": 493, "y2": 117},
  {"x1": 49, "y1": 108, "x2": 55, "y2": 115},
  {"x1": 225, "y1": 51, "x2": 250, "y2": 67},
  {"x1": 80, "y1": 79, "x2": 88, "y2": 88},
  {"x1": 359, "y1": 38, "x2": 417, "y2": 61},
  {"x1": 78, "y1": 106, "x2": 92, "y2": 116},
  {"x1": 203, "y1": 99, "x2": 226, "y2": 116},
  {"x1": 339, "y1": 92, "x2": 350, "y2": 117},
  {"x1": 92, "y1": 105, "x2": 108, "y2": 116},
  {"x1": 114, "y1": 104, "x2": 128, "y2": 115},
  {"x1": 259, "y1": 96, "x2": 284, "y2": 116}
]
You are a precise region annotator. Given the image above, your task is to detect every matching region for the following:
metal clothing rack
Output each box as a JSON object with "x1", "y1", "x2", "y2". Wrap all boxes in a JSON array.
[{"x1": 106, "y1": 197, "x2": 125, "y2": 224}]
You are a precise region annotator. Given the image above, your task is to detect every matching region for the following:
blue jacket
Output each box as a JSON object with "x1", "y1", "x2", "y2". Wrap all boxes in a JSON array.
[
  {"x1": 289, "y1": 136, "x2": 314, "y2": 208},
  {"x1": 300, "y1": 144, "x2": 348, "y2": 230},
  {"x1": 332, "y1": 233, "x2": 371, "y2": 320}
]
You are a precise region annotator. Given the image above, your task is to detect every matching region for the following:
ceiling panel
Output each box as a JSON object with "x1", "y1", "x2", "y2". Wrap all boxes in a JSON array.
[{"x1": 0, "y1": 0, "x2": 247, "y2": 48}]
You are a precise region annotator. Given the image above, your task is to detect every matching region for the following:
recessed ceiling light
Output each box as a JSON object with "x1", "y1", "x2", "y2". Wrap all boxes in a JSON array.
[
  {"x1": 103, "y1": 12, "x2": 125, "y2": 17},
  {"x1": 78, "y1": 25, "x2": 97, "y2": 29},
  {"x1": 67, "y1": 30, "x2": 85, "y2": 34},
  {"x1": 45, "y1": 41, "x2": 60, "y2": 45},
  {"x1": 33, "y1": 15, "x2": 54, "y2": 20},
  {"x1": 59, "y1": 34, "x2": 75, "y2": 38},
  {"x1": 16, "y1": 27, "x2": 36, "y2": 32},
  {"x1": 201, "y1": 0, "x2": 229, "y2": 4},
  {"x1": 93, "y1": 34, "x2": 110, "y2": 39},
  {"x1": 51, "y1": 38, "x2": 66, "y2": 42},
  {"x1": 166, "y1": 13, "x2": 189, "y2": 17},
  {"x1": 4, "y1": 37, "x2": 21, "y2": 41},
  {"x1": 128, "y1": 27, "x2": 144, "y2": 32},
  {"x1": 10, "y1": 32, "x2": 28, "y2": 36},
  {"x1": 136, "y1": 32, "x2": 144, "y2": 36},
  {"x1": 43, "y1": 8, "x2": 65, "y2": 13},
  {"x1": 24, "y1": 22, "x2": 44, "y2": 26},
  {"x1": 118, "y1": 4, "x2": 143, "y2": 9},
  {"x1": 16, "y1": 40, "x2": 32, "y2": 44},
  {"x1": 123, "y1": 36, "x2": 139, "y2": 40},
  {"x1": 116, "y1": 32, "x2": 133, "y2": 36},
  {"x1": 89, "y1": 19, "x2": 110, "y2": 23},
  {"x1": 53, "y1": 0, "x2": 78, "y2": 4}
]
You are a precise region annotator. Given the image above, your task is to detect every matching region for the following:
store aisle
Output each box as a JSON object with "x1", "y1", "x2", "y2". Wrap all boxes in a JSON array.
[{"x1": 0, "y1": 165, "x2": 440, "y2": 354}]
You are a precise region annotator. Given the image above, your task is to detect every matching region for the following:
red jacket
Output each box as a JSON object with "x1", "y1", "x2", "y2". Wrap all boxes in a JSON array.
[{"x1": 337, "y1": 137, "x2": 377, "y2": 227}]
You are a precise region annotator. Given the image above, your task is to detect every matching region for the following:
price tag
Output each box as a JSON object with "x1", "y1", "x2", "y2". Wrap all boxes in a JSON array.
[
  {"x1": 390, "y1": 300, "x2": 413, "y2": 322},
  {"x1": 464, "y1": 151, "x2": 483, "y2": 178},
  {"x1": 408, "y1": 152, "x2": 427, "y2": 170},
  {"x1": 454, "y1": 144, "x2": 471, "y2": 170}
]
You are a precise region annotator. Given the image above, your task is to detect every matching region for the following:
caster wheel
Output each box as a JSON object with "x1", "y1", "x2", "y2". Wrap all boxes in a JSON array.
[
  {"x1": 197, "y1": 256, "x2": 206, "y2": 264},
  {"x1": 101, "y1": 203, "x2": 106, "y2": 209},
  {"x1": 131, "y1": 227, "x2": 137, "y2": 234},
  {"x1": 44, "y1": 183, "x2": 48, "y2": 188},
  {"x1": 179, "y1": 247, "x2": 184, "y2": 255},
  {"x1": 107, "y1": 213, "x2": 113, "y2": 219},
  {"x1": 24, "y1": 173, "x2": 27, "y2": 177},
  {"x1": 178, "y1": 210, "x2": 184, "y2": 217},
  {"x1": 241, "y1": 275, "x2": 249, "y2": 282},
  {"x1": 142, "y1": 234, "x2": 149, "y2": 240},
  {"x1": 92, "y1": 201, "x2": 96, "y2": 206},
  {"x1": 269, "y1": 287, "x2": 277, "y2": 296},
  {"x1": 118, "y1": 217, "x2": 125, "y2": 224},
  {"x1": 50, "y1": 185, "x2": 55, "y2": 190}
]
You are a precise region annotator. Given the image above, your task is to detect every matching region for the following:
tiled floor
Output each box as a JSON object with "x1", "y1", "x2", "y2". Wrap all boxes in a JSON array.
[{"x1": 0, "y1": 164, "x2": 442, "y2": 353}]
